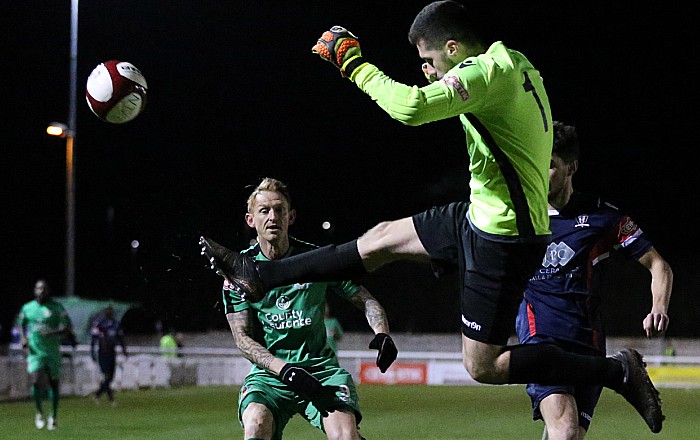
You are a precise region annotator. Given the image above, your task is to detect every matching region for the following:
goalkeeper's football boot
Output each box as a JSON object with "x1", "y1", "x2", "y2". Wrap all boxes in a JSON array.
[
  {"x1": 199, "y1": 236, "x2": 264, "y2": 302},
  {"x1": 610, "y1": 348, "x2": 664, "y2": 433}
]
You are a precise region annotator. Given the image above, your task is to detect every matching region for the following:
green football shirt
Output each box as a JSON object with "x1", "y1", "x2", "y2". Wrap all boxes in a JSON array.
[
  {"x1": 19, "y1": 298, "x2": 71, "y2": 359},
  {"x1": 352, "y1": 41, "x2": 552, "y2": 241},
  {"x1": 222, "y1": 238, "x2": 359, "y2": 372}
]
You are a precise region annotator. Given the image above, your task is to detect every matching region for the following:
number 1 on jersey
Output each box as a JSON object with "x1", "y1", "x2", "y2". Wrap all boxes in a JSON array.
[{"x1": 522, "y1": 71, "x2": 549, "y2": 132}]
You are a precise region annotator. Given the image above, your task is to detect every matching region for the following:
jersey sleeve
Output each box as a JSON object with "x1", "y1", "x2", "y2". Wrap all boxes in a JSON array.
[
  {"x1": 613, "y1": 213, "x2": 653, "y2": 259},
  {"x1": 328, "y1": 280, "x2": 361, "y2": 300},
  {"x1": 221, "y1": 279, "x2": 249, "y2": 314},
  {"x1": 351, "y1": 57, "x2": 489, "y2": 127}
]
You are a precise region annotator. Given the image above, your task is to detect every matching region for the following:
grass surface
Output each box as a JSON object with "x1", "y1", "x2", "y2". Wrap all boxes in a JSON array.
[{"x1": 2, "y1": 385, "x2": 698, "y2": 439}]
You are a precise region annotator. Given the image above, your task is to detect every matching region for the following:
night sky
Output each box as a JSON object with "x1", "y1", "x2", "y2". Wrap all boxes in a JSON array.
[{"x1": 3, "y1": 2, "x2": 697, "y2": 339}]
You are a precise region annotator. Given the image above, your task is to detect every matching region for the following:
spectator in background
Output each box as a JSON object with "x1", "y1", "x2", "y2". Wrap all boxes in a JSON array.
[
  {"x1": 324, "y1": 303, "x2": 344, "y2": 353},
  {"x1": 18, "y1": 279, "x2": 73, "y2": 431},
  {"x1": 160, "y1": 328, "x2": 178, "y2": 358},
  {"x1": 175, "y1": 332, "x2": 185, "y2": 357},
  {"x1": 91, "y1": 305, "x2": 128, "y2": 405}
]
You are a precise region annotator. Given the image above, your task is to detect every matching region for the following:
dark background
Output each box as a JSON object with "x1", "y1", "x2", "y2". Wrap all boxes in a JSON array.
[{"x1": 3, "y1": 2, "x2": 697, "y2": 339}]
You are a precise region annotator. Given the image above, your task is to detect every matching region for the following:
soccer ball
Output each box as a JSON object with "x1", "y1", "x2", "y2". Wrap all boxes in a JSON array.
[{"x1": 86, "y1": 60, "x2": 148, "y2": 124}]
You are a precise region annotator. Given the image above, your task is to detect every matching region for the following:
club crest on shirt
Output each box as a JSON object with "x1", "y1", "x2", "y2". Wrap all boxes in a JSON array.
[
  {"x1": 276, "y1": 296, "x2": 291, "y2": 310},
  {"x1": 444, "y1": 75, "x2": 469, "y2": 101},
  {"x1": 574, "y1": 215, "x2": 589, "y2": 228},
  {"x1": 620, "y1": 217, "x2": 638, "y2": 237}
]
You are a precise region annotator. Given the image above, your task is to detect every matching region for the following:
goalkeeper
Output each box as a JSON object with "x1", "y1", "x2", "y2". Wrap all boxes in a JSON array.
[
  {"x1": 202, "y1": 0, "x2": 663, "y2": 434},
  {"x1": 222, "y1": 177, "x2": 397, "y2": 440}
]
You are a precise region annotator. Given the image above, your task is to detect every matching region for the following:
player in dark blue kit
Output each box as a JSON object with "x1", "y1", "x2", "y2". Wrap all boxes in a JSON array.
[
  {"x1": 516, "y1": 122, "x2": 673, "y2": 440},
  {"x1": 91, "y1": 306, "x2": 128, "y2": 405}
]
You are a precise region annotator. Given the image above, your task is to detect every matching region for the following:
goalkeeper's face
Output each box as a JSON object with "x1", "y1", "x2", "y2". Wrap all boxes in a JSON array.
[
  {"x1": 245, "y1": 190, "x2": 296, "y2": 246},
  {"x1": 416, "y1": 40, "x2": 459, "y2": 81}
]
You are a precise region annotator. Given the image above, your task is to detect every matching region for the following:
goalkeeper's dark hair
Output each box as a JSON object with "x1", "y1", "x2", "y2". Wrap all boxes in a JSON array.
[
  {"x1": 246, "y1": 177, "x2": 292, "y2": 213},
  {"x1": 552, "y1": 121, "x2": 580, "y2": 164},
  {"x1": 408, "y1": 1, "x2": 483, "y2": 49}
]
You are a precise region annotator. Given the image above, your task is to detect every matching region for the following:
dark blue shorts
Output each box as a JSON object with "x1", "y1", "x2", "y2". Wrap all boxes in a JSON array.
[
  {"x1": 98, "y1": 353, "x2": 116, "y2": 375},
  {"x1": 413, "y1": 202, "x2": 547, "y2": 344},
  {"x1": 524, "y1": 337, "x2": 603, "y2": 430}
]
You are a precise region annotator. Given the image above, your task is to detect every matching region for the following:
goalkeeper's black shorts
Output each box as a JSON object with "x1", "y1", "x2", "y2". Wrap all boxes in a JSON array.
[{"x1": 413, "y1": 201, "x2": 546, "y2": 345}]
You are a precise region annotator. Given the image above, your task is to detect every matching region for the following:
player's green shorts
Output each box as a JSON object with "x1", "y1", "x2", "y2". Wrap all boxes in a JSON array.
[
  {"x1": 27, "y1": 354, "x2": 62, "y2": 380},
  {"x1": 238, "y1": 366, "x2": 361, "y2": 440}
]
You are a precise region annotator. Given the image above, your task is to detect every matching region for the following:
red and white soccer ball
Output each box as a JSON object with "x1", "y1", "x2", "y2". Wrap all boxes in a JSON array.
[{"x1": 86, "y1": 60, "x2": 148, "y2": 124}]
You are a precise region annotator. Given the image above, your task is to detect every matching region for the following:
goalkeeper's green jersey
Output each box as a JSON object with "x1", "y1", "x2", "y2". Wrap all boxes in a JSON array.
[
  {"x1": 222, "y1": 237, "x2": 360, "y2": 373},
  {"x1": 352, "y1": 41, "x2": 552, "y2": 241},
  {"x1": 19, "y1": 298, "x2": 71, "y2": 358}
]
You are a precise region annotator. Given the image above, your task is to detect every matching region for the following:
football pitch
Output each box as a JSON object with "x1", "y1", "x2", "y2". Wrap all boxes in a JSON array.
[{"x1": 2, "y1": 385, "x2": 698, "y2": 439}]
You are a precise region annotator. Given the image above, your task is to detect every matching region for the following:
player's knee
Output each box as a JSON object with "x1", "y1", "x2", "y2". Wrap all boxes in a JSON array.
[
  {"x1": 242, "y1": 403, "x2": 273, "y2": 438},
  {"x1": 462, "y1": 357, "x2": 500, "y2": 384},
  {"x1": 323, "y1": 410, "x2": 361, "y2": 440},
  {"x1": 546, "y1": 424, "x2": 580, "y2": 440}
]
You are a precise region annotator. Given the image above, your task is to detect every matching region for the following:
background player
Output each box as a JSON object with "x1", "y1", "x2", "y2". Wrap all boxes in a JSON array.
[
  {"x1": 91, "y1": 305, "x2": 128, "y2": 405},
  {"x1": 223, "y1": 177, "x2": 397, "y2": 440},
  {"x1": 516, "y1": 121, "x2": 672, "y2": 440},
  {"x1": 324, "y1": 303, "x2": 344, "y2": 353},
  {"x1": 18, "y1": 279, "x2": 73, "y2": 431}
]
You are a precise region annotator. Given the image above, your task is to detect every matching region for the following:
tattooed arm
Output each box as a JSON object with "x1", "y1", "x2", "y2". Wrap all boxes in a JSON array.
[
  {"x1": 347, "y1": 286, "x2": 390, "y2": 334},
  {"x1": 227, "y1": 310, "x2": 286, "y2": 375}
]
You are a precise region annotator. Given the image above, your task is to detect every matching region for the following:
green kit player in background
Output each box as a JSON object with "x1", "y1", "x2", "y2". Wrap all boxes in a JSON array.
[
  {"x1": 222, "y1": 177, "x2": 397, "y2": 440},
  {"x1": 18, "y1": 279, "x2": 73, "y2": 431},
  {"x1": 201, "y1": 0, "x2": 663, "y2": 434}
]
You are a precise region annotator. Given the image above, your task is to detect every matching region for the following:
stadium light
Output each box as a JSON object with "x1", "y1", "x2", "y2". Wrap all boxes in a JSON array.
[{"x1": 47, "y1": 122, "x2": 70, "y2": 138}]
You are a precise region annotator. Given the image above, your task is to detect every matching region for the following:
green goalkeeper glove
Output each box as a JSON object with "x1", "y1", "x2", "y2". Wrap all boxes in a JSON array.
[{"x1": 312, "y1": 26, "x2": 368, "y2": 79}]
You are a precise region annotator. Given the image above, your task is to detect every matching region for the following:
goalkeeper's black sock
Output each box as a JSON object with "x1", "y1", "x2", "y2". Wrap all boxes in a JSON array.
[
  {"x1": 257, "y1": 240, "x2": 366, "y2": 289},
  {"x1": 507, "y1": 343, "x2": 624, "y2": 388}
]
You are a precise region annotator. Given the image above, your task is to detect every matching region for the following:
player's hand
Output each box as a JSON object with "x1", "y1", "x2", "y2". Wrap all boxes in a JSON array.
[
  {"x1": 369, "y1": 333, "x2": 397, "y2": 373},
  {"x1": 422, "y1": 63, "x2": 437, "y2": 84},
  {"x1": 312, "y1": 26, "x2": 367, "y2": 78},
  {"x1": 643, "y1": 311, "x2": 669, "y2": 338},
  {"x1": 279, "y1": 363, "x2": 339, "y2": 417}
]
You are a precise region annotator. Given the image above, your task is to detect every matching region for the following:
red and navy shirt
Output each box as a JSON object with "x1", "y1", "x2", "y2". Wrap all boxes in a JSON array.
[{"x1": 516, "y1": 192, "x2": 652, "y2": 353}]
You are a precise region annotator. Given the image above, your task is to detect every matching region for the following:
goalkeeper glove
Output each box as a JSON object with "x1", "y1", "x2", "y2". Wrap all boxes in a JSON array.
[
  {"x1": 312, "y1": 26, "x2": 367, "y2": 79},
  {"x1": 369, "y1": 333, "x2": 398, "y2": 373},
  {"x1": 422, "y1": 63, "x2": 437, "y2": 84},
  {"x1": 279, "y1": 363, "x2": 339, "y2": 417}
]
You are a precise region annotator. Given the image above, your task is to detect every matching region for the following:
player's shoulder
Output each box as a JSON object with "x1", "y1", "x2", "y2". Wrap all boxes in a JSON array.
[
  {"x1": 561, "y1": 192, "x2": 605, "y2": 214},
  {"x1": 46, "y1": 298, "x2": 67, "y2": 310},
  {"x1": 240, "y1": 243, "x2": 261, "y2": 258}
]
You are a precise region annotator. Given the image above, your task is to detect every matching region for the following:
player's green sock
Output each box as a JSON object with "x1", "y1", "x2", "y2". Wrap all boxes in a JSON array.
[
  {"x1": 48, "y1": 386, "x2": 59, "y2": 418},
  {"x1": 31, "y1": 385, "x2": 44, "y2": 414}
]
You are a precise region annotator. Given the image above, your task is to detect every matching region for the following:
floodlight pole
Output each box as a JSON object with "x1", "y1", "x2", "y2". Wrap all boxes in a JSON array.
[{"x1": 65, "y1": 0, "x2": 79, "y2": 297}]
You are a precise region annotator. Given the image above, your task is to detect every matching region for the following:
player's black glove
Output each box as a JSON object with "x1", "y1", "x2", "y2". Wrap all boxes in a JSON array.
[
  {"x1": 369, "y1": 333, "x2": 397, "y2": 373},
  {"x1": 279, "y1": 363, "x2": 339, "y2": 417},
  {"x1": 312, "y1": 26, "x2": 368, "y2": 79}
]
